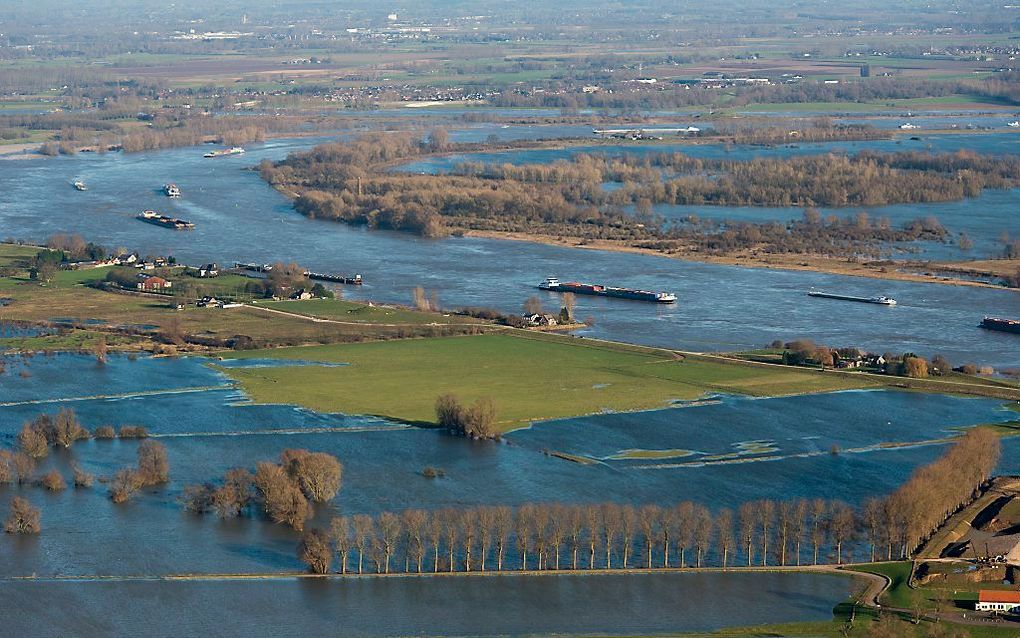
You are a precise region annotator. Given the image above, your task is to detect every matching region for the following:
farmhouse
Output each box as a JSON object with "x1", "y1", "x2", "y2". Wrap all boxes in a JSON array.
[
  {"x1": 137, "y1": 276, "x2": 172, "y2": 291},
  {"x1": 975, "y1": 590, "x2": 1020, "y2": 613}
]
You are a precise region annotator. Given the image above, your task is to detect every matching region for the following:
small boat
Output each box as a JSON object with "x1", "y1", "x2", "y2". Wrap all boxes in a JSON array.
[
  {"x1": 899, "y1": 123, "x2": 919, "y2": 130},
  {"x1": 72, "y1": 179, "x2": 87, "y2": 191},
  {"x1": 1008, "y1": 122, "x2": 1020, "y2": 128},
  {"x1": 163, "y1": 183, "x2": 181, "y2": 198},
  {"x1": 203, "y1": 146, "x2": 246, "y2": 158}
]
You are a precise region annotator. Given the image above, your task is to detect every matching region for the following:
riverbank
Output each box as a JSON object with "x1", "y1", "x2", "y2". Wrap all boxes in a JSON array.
[{"x1": 464, "y1": 229, "x2": 1017, "y2": 291}]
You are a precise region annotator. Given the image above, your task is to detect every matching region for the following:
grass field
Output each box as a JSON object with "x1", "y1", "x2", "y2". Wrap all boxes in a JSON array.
[{"x1": 218, "y1": 333, "x2": 877, "y2": 430}]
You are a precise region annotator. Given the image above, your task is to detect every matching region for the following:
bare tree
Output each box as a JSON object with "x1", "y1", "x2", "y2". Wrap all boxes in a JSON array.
[
  {"x1": 18, "y1": 421, "x2": 48, "y2": 459},
  {"x1": 402, "y1": 509, "x2": 427, "y2": 573},
  {"x1": 637, "y1": 504, "x2": 659, "y2": 568},
  {"x1": 493, "y1": 505, "x2": 512, "y2": 571},
  {"x1": 829, "y1": 501, "x2": 857, "y2": 564},
  {"x1": 477, "y1": 507, "x2": 495, "y2": 572},
  {"x1": 561, "y1": 292, "x2": 576, "y2": 321},
  {"x1": 739, "y1": 502, "x2": 756, "y2": 567},
  {"x1": 674, "y1": 501, "x2": 694, "y2": 567},
  {"x1": 93, "y1": 336, "x2": 108, "y2": 364},
  {"x1": 330, "y1": 516, "x2": 352, "y2": 574},
  {"x1": 281, "y1": 449, "x2": 342, "y2": 502},
  {"x1": 298, "y1": 529, "x2": 333, "y2": 574},
  {"x1": 109, "y1": 468, "x2": 143, "y2": 503},
  {"x1": 810, "y1": 499, "x2": 828, "y2": 565},
  {"x1": 378, "y1": 512, "x2": 401, "y2": 574},
  {"x1": 600, "y1": 503, "x2": 622, "y2": 569},
  {"x1": 352, "y1": 514, "x2": 374, "y2": 574},
  {"x1": 659, "y1": 505, "x2": 678, "y2": 568},
  {"x1": 254, "y1": 462, "x2": 309, "y2": 531},
  {"x1": 459, "y1": 508, "x2": 478, "y2": 572},
  {"x1": 717, "y1": 508, "x2": 734, "y2": 568},
  {"x1": 4, "y1": 497, "x2": 40, "y2": 534},
  {"x1": 584, "y1": 504, "x2": 601, "y2": 569},
  {"x1": 693, "y1": 506, "x2": 713, "y2": 568},
  {"x1": 547, "y1": 505, "x2": 567, "y2": 570},
  {"x1": 442, "y1": 507, "x2": 460, "y2": 572},
  {"x1": 756, "y1": 499, "x2": 776, "y2": 566},
  {"x1": 791, "y1": 500, "x2": 808, "y2": 566},
  {"x1": 51, "y1": 408, "x2": 87, "y2": 448},
  {"x1": 515, "y1": 504, "x2": 535, "y2": 570},
  {"x1": 137, "y1": 439, "x2": 169, "y2": 485},
  {"x1": 523, "y1": 296, "x2": 543, "y2": 315},
  {"x1": 426, "y1": 510, "x2": 444, "y2": 573},
  {"x1": 567, "y1": 505, "x2": 584, "y2": 569}
]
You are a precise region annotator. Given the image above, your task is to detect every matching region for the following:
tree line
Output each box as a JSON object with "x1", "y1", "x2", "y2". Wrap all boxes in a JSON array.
[{"x1": 293, "y1": 428, "x2": 1000, "y2": 574}]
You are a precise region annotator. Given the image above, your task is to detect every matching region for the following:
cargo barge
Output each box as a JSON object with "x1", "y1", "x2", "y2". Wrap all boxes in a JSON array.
[
  {"x1": 136, "y1": 210, "x2": 195, "y2": 230},
  {"x1": 538, "y1": 277, "x2": 676, "y2": 303},
  {"x1": 203, "y1": 146, "x2": 245, "y2": 158},
  {"x1": 980, "y1": 317, "x2": 1020, "y2": 334},
  {"x1": 304, "y1": 271, "x2": 363, "y2": 285},
  {"x1": 808, "y1": 291, "x2": 897, "y2": 306}
]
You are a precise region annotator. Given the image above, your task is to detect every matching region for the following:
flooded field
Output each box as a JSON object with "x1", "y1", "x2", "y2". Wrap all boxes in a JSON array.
[
  {"x1": 0, "y1": 354, "x2": 1017, "y2": 577},
  {"x1": 0, "y1": 571, "x2": 856, "y2": 637}
]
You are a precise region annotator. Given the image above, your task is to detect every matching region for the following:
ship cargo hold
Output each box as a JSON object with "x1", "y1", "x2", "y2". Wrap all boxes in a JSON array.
[{"x1": 538, "y1": 277, "x2": 676, "y2": 303}]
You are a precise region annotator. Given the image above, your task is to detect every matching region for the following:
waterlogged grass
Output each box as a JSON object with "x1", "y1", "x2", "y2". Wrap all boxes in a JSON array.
[{"x1": 219, "y1": 333, "x2": 876, "y2": 430}]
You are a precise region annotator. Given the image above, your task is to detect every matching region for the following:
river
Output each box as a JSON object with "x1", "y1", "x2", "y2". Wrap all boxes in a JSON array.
[{"x1": 0, "y1": 136, "x2": 1018, "y2": 368}]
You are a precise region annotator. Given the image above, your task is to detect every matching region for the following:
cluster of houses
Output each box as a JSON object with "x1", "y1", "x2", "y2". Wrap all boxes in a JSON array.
[{"x1": 834, "y1": 353, "x2": 886, "y2": 370}]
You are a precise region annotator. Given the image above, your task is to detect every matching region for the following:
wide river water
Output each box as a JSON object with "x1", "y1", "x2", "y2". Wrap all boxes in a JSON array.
[{"x1": 0, "y1": 133, "x2": 1018, "y2": 368}]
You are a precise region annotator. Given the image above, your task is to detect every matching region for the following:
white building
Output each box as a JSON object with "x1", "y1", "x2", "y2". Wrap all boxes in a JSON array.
[{"x1": 975, "y1": 590, "x2": 1020, "y2": 613}]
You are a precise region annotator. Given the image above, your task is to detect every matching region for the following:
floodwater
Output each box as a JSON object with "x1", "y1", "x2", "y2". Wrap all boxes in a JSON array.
[
  {"x1": 0, "y1": 571, "x2": 855, "y2": 638},
  {"x1": 0, "y1": 354, "x2": 1017, "y2": 576},
  {"x1": 0, "y1": 137, "x2": 1018, "y2": 367}
]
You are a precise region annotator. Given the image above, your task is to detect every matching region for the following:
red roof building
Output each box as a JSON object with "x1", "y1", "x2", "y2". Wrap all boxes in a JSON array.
[
  {"x1": 976, "y1": 590, "x2": 1020, "y2": 613},
  {"x1": 137, "y1": 276, "x2": 172, "y2": 291}
]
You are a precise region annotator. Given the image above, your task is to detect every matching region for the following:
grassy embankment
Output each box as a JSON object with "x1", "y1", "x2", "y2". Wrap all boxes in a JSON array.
[
  {"x1": 218, "y1": 332, "x2": 880, "y2": 431},
  {"x1": 0, "y1": 244, "x2": 488, "y2": 351}
]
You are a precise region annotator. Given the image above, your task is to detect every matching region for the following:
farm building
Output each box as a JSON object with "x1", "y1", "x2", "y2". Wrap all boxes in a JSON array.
[{"x1": 975, "y1": 590, "x2": 1020, "y2": 613}]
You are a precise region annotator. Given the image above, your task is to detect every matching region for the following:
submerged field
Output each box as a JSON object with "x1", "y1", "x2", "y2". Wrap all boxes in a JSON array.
[{"x1": 219, "y1": 333, "x2": 878, "y2": 429}]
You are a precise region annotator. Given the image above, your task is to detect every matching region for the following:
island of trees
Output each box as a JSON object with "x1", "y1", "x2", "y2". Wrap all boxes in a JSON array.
[{"x1": 261, "y1": 134, "x2": 1012, "y2": 262}]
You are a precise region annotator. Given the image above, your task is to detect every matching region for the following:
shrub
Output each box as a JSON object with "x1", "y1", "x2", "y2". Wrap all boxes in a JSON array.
[
  {"x1": 109, "y1": 468, "x2": 143, "y2": 503},
  {"x1": 118, "y1": 425, "x2": 149, "y2": 439},
  {"x1": 72, "y1": 465, "x2": 94, "y2": 488},
  {"x1": 93, "y1": 425, "x2": 116, "y2": 439},
  {"x1": 40, "y1": 470, "x2": 66, "y2": 491}
]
